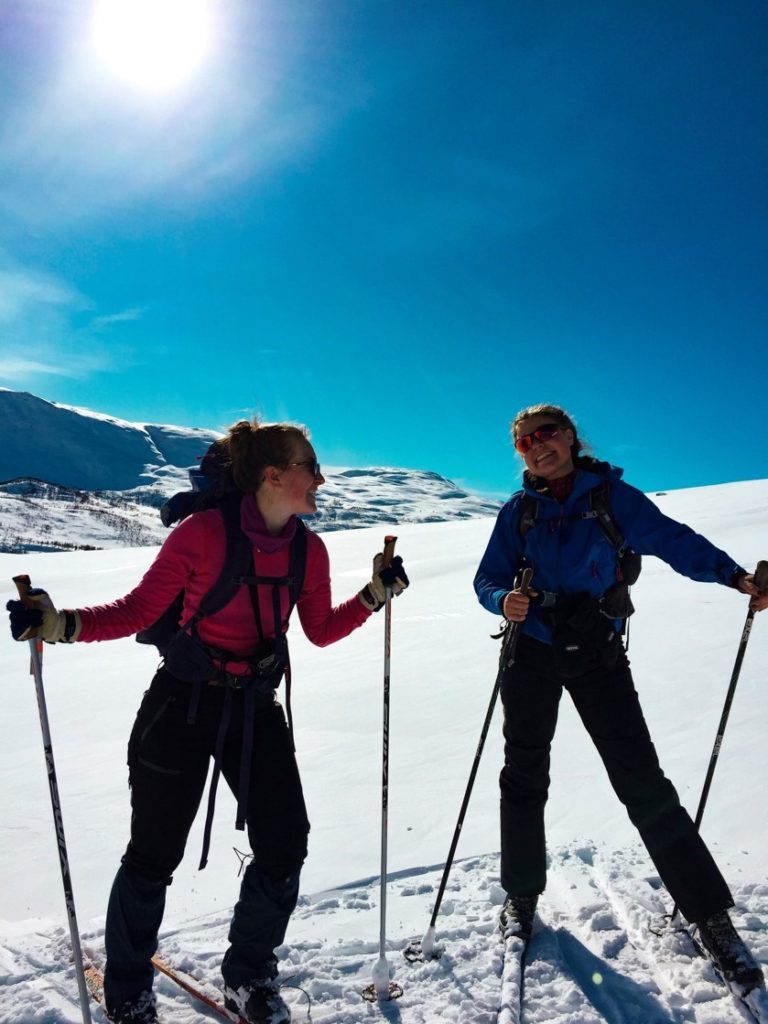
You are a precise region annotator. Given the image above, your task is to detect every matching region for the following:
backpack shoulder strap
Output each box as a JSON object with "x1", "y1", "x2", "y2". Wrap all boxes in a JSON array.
[
  {"x1": 517, "y1": 492, "x2": 538, "y2": 539},
  {"x1": 287, "y1": 519, "x2": 308, "y2": 612},
  {"x1": 587, "y1": 483, "x2": 627, "y2": 557},
  {"x1": 184, "y1": 493, "x2": 252, "y2": 628},
  {"x1": 197, "y1": 511, "x2": 309, "y2": 628}
]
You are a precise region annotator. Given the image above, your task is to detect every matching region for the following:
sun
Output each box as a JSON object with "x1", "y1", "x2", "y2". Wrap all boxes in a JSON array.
[{"x1": 91, "y1": 0, "x2": 213, "y2": 92}]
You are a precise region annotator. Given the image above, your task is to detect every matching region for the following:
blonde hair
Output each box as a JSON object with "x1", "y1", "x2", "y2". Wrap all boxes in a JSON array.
[{"x1": 224, "y1": 418, "x2": 309, "y2": 493}]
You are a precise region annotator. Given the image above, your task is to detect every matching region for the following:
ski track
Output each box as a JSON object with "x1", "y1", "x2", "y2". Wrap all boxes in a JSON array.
[
  {"x1": 543, "y1": 841, "x2": 768, "y2": 1024},
  {"x1": 1, "y1": 846, "x2": 766, "y2": 1023}
]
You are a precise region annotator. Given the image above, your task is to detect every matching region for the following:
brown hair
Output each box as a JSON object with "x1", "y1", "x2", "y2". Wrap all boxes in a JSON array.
[
  {"x1": 511, "y1": 403, "x2": 598, "y2": 471},
  {"x1": 224, "y1": 418, "x2": 309, "y2": 493}
]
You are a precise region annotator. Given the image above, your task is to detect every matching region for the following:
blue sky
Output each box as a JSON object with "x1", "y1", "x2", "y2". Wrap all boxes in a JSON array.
[{"x1": 1, "y1": 1, "x2": 766, "y2": 499}]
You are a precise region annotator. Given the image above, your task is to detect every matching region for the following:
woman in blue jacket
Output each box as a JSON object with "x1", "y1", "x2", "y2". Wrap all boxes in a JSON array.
[{"x1": 474, "y1": 403, "x2": 767, "y2": 991}]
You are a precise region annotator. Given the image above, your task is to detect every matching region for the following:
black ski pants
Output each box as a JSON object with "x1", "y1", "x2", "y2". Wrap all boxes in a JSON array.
[
  {"x1": 499, "y1": 636, "x2": 733, "y2": 925},
  {"x1": 104, "y1": 668, "x2": 310, "y2": 1012}
]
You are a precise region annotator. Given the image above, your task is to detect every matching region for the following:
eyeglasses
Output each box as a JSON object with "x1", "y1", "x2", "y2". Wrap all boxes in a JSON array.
[
  {"x1": 290, "y1": 459, "x2": 322, "y2": 477},
  {"x1": 513, "y1": 423, "x2": 562, "y2": 454}
]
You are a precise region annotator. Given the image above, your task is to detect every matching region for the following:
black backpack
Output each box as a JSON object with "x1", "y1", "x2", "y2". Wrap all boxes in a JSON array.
[
  {"x1": 159, "y1": 437, "x2": 235, "y2": 528},
  {"x1": 136, "y1": 493, "x2": 307, "y2": 655},
  {"x1": 136, "y1": 441, "x2": 308, "y2": 655}
]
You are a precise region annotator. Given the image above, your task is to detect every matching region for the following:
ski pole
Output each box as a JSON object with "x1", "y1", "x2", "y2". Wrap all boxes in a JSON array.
[
  {"x1": 670, "y1": 559, "x2": 768, "y2": 925},
  {"x1": 364, "y1": 536, "x2": 403, "y2": 1002},
  {"x1": 407, "y1": 568, "x2": 533, "y2": 962},
  {"x1": 12, "y1": 574, "x2": 92, "y2": 1024}
]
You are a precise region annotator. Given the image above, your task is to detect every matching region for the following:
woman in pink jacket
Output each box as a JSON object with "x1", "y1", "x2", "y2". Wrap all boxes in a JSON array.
[{"x1": 7, "y1": 418, "x2": 409, "y2": 1024}]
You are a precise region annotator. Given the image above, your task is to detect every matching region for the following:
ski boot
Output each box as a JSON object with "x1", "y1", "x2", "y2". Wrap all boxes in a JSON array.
[
  {"x1": 698, "y1": 909, "x2": 765, "y2": 992},
  {"x1": 105, "y1": 990, "x2": 158, "y2": 1024},
  {"x1": 223, "y1": 978, "x2": 291, "y2": 1024},
  {"x1": 499, "y1": 894, "x2": 538, "y2": 941}
]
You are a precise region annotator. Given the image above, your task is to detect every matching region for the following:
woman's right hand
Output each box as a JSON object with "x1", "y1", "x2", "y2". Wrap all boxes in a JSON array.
[
  {"x1": 6, "y1": 588, "x2": 81, "y2": 643},
  {"x1": 502, "y1": 587, "x2": 537, "y2": 622}
]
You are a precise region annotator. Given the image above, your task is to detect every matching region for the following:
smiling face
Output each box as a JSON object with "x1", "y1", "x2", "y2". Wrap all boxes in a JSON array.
[
  {"x1": 515, "y1": 414, "x2": 575, "y2": 480},
  {"x1": 275, "y1": 438, "x2": 325, "y2": 516}
]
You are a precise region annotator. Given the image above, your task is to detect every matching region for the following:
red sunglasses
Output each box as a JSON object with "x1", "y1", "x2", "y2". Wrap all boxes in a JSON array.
[{"x1": 514, "y1": 423, "x2": 562, "y2": 454}]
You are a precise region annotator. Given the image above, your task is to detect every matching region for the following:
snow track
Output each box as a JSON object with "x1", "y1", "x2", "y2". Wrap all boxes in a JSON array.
[{"x1": 2, "y1": 845, "x2": 766, "y2": 1023}]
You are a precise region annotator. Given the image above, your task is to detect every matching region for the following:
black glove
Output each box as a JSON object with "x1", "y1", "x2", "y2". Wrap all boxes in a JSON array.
[
  {"x1": 358, "y1": 554, "x2": 409, "y2": 613},
  {"x1": 7, "y1": 588, "x2": 81, "y2": 643}
]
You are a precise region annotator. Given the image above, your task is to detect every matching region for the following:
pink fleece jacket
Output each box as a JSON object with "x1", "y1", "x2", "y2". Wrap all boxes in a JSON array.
[{"x1": 77, "y1": 495, "x2": 371, "y2": 654}]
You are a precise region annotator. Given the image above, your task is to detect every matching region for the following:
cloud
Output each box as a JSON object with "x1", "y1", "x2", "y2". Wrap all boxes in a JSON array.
[
  {"x1": 90, "y1": 308, "x2": 145, "y2": 327},
  {"x1": 0, "y1": 357, "x2": 85, "y2": 380},
  {"x1": 0, "y1": 267, "x2": 87, "y2": 324},
  {"x1": 0, "y1": 254, "x2": 134, "y2": 383}
]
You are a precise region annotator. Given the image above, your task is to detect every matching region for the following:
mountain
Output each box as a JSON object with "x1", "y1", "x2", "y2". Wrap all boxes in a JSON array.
[
  {"x1": 0, "y1": 389, "x2": 501, "y2": 550},
  {"x1": 0, "y1": 388, "x2": 220, "y2": 492}
]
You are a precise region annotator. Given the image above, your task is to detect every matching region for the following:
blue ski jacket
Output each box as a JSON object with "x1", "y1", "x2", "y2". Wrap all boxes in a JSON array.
[{"x1": 473, "y1": 463, "x2": 745, "y2": 646}]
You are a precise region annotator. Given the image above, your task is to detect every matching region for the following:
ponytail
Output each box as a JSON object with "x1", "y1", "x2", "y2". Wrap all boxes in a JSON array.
[{"x1": 222, "y1": 418, "x2": 309, "y2": 494}]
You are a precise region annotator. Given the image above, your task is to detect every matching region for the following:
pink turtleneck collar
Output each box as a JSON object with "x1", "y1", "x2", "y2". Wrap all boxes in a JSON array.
[{"x1": 240, "y1": 493, "x2": 297, "y2": 553}]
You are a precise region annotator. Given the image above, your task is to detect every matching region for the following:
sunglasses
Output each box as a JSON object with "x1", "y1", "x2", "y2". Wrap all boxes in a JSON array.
[
  {"x1": 514, "y1": 423, "x2": 562, "y2": 454},
  {"x1": 290, "y1": 459, "x2": 322, "y2": 477}
]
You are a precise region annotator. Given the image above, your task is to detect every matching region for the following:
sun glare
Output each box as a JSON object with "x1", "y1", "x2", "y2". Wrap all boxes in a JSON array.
[{"x1": 91, "y1": 0, "x2": 213, "y2": 91}]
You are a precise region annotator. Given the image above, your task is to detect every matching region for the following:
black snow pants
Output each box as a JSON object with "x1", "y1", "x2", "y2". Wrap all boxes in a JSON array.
[
  {"x1": 103, "y1": 667, "x2": 310, "y2": 1012},
  {"x1": 499, "y1": 635, "x2": 733, "y2": 925}
]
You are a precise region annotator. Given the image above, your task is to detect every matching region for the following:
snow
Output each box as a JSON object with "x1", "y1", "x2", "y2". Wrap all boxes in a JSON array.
[{"x1": 1, "y1": 478, "x2": 767, "y2": 1022}]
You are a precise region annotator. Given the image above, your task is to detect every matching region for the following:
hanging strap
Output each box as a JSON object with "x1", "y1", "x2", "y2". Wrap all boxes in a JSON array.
[
  {"x1": 236, "y1": 687, "x2": 257, "y2": 830},
  {"x1": 271, "y1": 581, "x2": 295, "y2": 747},
  {"x1": 199, "y1": 687, "x2": 234, "y2": 870}
]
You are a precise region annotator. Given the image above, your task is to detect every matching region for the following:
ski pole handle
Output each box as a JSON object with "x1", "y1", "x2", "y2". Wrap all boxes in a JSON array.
[
  {"x1": 13, "y1": 573, "x2": 34, "y2": 605},
  {"x1": 13, "y1": 574, "x2": 43, "y2": 672},
  {"x1": 754, "y1": 560, "x2": 768, "y2": 592},
  {"x1": 382, "y1": 535, "x2": 397, "y2": 570}
]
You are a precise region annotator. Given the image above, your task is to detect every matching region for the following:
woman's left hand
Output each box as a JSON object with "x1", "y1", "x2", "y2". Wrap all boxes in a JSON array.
[
  {"x1": 358, "y1": 554, "x2": 409, "y2": 612},
  {"x1": 736, "y1": 572, "x2": 768, "y2": 612}
]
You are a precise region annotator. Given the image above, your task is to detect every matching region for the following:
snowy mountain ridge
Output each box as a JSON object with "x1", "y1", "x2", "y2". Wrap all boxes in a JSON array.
[{"x1": 0, "y1": 390, "x2": 501, "y2": 550}]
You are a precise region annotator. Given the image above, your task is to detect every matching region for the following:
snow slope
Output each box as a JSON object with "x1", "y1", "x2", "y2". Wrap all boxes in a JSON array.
[{"x1": 1, "y1": 478, "x2": 767, "y2": 1022}]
